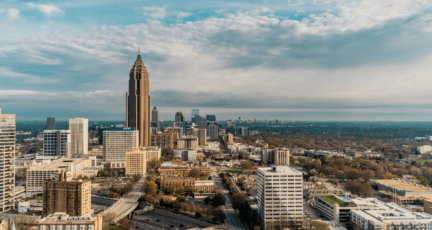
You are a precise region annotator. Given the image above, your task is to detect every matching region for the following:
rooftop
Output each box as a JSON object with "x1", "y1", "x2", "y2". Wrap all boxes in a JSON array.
[{"x1": 370, "y1": 179, "x2": 432, "y2": 194}]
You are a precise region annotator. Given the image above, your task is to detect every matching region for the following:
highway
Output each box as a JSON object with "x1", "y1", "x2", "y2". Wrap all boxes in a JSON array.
[
  {"x1": 99, "y1": 177, "x2": 146, "y2": 222},
  {"x1": 211, "y1": 166, "x2": 248, "y2": 230}
]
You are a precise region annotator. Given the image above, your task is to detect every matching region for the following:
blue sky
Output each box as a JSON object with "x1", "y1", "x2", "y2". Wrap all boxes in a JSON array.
[{"x1": 2, "y1": 0, "x2": 432, "y2": 121}]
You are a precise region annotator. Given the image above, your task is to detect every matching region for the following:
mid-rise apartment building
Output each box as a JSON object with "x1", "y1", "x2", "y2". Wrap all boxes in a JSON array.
[
  {"x1": 43, "y1": 130, "x2": 71, "y2": 157},
  {"x1": 103, "y1": 127, "x2": 139, "y2": 168},
  {"x1": 125, "y1": 147, "x2": 146, "y2": 176},
  {"x1": 0, "y1": 109, "x2": 15, "y2": 212},
  {"x1": 261, "y1": 148, "x2": 290, "y2": 165},
  {"x1": 207, "y1": 124, "x2": 218, "y2": 139},
  {"x1": 43, "y1": 171, "x2": 92, "y2": 217},
  {"x1": 257, "y1": 166, "x2": 303, "y2": 229},
  {"x1": 143, "y1": 146, "x2": 161, "y2": 162},
  {"x1": 177, "y1": 135, "x2": 198, "y2": 150},
  {"x1": 69, "y1": 118, "x2": 88, "y2": 155},
  {"x1": 150, "y1": 132, "x2": 176, "y2": 150}
]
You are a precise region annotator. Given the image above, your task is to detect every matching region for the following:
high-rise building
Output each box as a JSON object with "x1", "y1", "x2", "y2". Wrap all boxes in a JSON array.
[
  {"x1": 0, "y1": 109, "x2": 15, "y2": 212},
  {"x1": 152, "y1": 106, "x2": 159, "y2": 127},
  {"x1": 198, "y1": 129, "x2": 206, "y2": 147},
  {"x1": 69, "y1": 118, "x2": 88, "y2": 155},
  {"x1": 125, "y1": 147, "x2": 146, "y2": 176},
  {"x1": 43, "y1": 130, "x2": 71, "y2": 158},
  {"x1": 206, "y1": 115, "x2": 216, "y2": 122},
  {"x1": 127, "y1": 49, "x2": 151, "y2": 147},
  {"x1": 103, "y1": 127, "x2": 139, "y2": 168},
  {"x1": 46, "y1": 117, "x2": 55, "y2": 130},
  {"x1": 257, "y1": 166, "x2": 303, "y2": 229},
  {"x1": 208, "y1": 124, "x2": 218, "y2": 139},
  {"x1": 191, "y1": 109, "x2": 199, "y2": 122},
  {"x1": 175, "y1": 112, "x2": 185, "y2": 122},
  {"x1": 195, "y1": 115, "x2": 207, "y2": 129},
  {"x1": 43, "y1": 171, "x2": 92, "y2": 217}
]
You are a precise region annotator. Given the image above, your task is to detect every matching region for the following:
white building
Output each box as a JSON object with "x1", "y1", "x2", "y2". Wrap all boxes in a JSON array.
[
  {"x1": 0, "y1": 109, "x2": 15, "y2": 212},
  {"x1": 69, "y1": 118, "x2": 88, "y2": 155},
  {"x1": 103, "y1": 127, "x2": 139, "y2": 168},
  {"x1": 417, "y1": 145, "x2": 432, "y2": 154},
  {"x1": 43, "y1": 130, "x2": 71, "y2": 158},
  {"x1": 174, "y1": 149, "x2": 197, "y2": 161},
  {"x1": 257, "y1": 166, "x2": 303, "y2": 229},
  {"x1": 351, "y1": 201, "x2": 432, "y2": 230}
]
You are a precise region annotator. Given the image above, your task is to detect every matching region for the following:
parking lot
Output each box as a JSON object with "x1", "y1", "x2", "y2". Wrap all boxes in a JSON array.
[{"x1": 133, "y1": 208, "x2": 216, "y2": 230}]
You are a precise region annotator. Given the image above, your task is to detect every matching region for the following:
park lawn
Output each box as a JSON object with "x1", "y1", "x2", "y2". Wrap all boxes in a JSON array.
[
  {"x1": 414, "y1": 159, "x2": 432, "y2": 165},
  {"x1": 108, "y1": 226, "x2": 127, "y2": 230},
  {"x1": 222, "y1": 168, "x2": 242, "y2": 173}
]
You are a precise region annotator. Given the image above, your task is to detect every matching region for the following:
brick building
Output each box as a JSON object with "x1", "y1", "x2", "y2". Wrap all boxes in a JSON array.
[{"x1": 43, "y1": 171, "x2": 92, "y2": 217}]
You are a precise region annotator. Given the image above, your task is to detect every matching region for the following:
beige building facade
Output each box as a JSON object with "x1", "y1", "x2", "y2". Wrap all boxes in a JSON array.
[
  {"x1": 69, "y1": 118, "x2": 88, "y2": 155},
  {"x1": 177, "y1": 135, "x2": 198, "y2": 150},
  {"x1": 125, "y1": 148, "x2": 147, "y2": 176},
  {"x1": 103, "y1": 127, "x2": 139, "y2": 168},
  {"x1": 151, "y1": 132, "x2": 175, "y2": 150},
  {"x1": 38, "y1": 212, "x2": 102, "y2": 230}
]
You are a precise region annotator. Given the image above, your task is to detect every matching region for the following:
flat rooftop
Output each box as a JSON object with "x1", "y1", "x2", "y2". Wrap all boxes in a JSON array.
[{"x1": 370, "y1": 179, "x2": 432, "y2": 194}]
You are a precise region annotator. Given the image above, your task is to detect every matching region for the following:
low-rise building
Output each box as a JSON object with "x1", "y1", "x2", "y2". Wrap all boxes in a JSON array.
[
  {"x1": 351, "y1": 201, "x2": 432, "y2": 230},
  {"x1": 158, "y1": 176, "x2": 215, "y2": 193},
  {"x1": 370, "y1": 179, "x2": 432, "y2": 204},
  {"x1": 158, "y1": 161, "x2": 210, "y2": 178},
  {"x1": 174, "y1": 149, "x2": 197, "y2": 161},
  {"x1": 143, "y1": 146, "x2": 161, "y2": 162},
  {"x1": 37, "y1": 212, "x2": 102, "y2": 230}
]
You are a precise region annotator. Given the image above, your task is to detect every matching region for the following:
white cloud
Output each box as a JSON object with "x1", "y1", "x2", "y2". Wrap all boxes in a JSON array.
[
  {"x1": 0, "y1": 9, "x2": 6, "y2": 13},
  {"x1": 7, "y1": 9, "x2": 20, "y2": 19},
  {"x1": 27, "y1": 3, "x2": 64, "y2": 16},
  {"x1": 142, "y1": 6, "x2": 167, "y2": 19}
]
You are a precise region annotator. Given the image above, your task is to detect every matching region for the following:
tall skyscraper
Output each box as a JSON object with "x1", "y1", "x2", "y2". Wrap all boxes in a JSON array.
[
  {"x1": 127, "y1": 49, "x2": 151, "y2": 147},
  {"x1": 0, "y1": 109, "x2": 15, "y2": 212},
  {"x1": 257, "y1": 166, "x2": 303, "y2": 229},
  {"x1": 47, "y1": 117, "x2": 55, "y2": 130},
  {"x1": 43, "y1": 130, "x2": 71, "y2": 158},
  {"x1": 152, "y1": 106, "x2": 159, "y2": 127},
  {"x1": 69, "y1": 118, "x2": 88, "y2": 155},
  {"x1": 175, "y1": 112, "x2": 185, "y2": 122}
]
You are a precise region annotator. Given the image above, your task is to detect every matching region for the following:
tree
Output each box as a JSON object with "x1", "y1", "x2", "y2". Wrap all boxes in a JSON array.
[
  {"x1": 211, "y1": 193, "x2": 226, "y2": 207},
  {"x1": 144, "y1": 181, "x2": 158, "y2": 195}
]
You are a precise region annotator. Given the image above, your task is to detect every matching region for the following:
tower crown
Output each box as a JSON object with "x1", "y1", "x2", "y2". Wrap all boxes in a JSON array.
[{"x1": 131, "y1": 48, "x2": 148, "y2": 73}]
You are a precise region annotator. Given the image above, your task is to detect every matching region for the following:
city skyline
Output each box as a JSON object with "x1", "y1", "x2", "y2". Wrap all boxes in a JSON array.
[{"x1": 2, "y1": 0, "x2": 432, "y2": 121}]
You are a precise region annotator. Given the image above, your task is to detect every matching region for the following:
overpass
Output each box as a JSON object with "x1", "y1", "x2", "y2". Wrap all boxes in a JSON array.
[{"x1": 98, "y1": 178, "x2": 145, "y2": 223}]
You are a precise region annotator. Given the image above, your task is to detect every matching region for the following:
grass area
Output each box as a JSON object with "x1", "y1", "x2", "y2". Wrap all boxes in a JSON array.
[
  {"x1": 414, "y1": 159, "x2": 432, "y2": 165},
  {"x1": 320, "y1": 195, "x2": 346, "y2": 207},
  {"x1": 108, "y1": 226, "x2": 127, "y2": 230},
  {"x1": 35, "y1": 196, "x2": 43, "y2": 200},
  {"x1": 222, "y1": 168, "x2": 242, "y2": 173}
]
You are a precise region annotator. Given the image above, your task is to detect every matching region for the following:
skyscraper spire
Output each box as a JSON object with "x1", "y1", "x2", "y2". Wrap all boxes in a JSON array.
[{"x1": 138, "y1": 47, "x2": 140, "y2": 55}]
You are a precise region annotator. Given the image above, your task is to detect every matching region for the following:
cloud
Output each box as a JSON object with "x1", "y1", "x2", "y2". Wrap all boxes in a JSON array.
[
  {"x1": 0, "y1": 9, "x2": 6, "y2": 13},
  {"x1": 1, "y1": 1, "x2": 432, "y2": 120},
  {"x1": 0, "y1": 67, "x2": 63, "y2": 84},
  {"x1": 27, "y1": 3, "x2": 64, "y2": 16},
  {"x1": 7, "y1": 9, "x2": 20, "y2": 19},
  {"x1": 142, "y1": 6, "x2": 167, "y2": 19}
]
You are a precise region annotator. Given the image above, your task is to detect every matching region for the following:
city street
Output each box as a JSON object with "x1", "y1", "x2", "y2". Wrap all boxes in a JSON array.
[{"x1": 211, "y1": 166, "x2": 248, "y2": 230}]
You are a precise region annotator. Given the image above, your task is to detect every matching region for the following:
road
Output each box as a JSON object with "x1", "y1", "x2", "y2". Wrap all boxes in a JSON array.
[
  {"x1": 99, "y1": 177, "x2": 146, "y2": 222},
  {"x1": 211, "y1": 166, "x2": 248, "y2": 230}
]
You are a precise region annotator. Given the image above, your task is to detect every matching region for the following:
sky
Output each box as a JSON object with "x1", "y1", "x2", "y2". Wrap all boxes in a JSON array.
[{"x1": 1, "y1": 0, "x2": 432, "y2": 121}]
